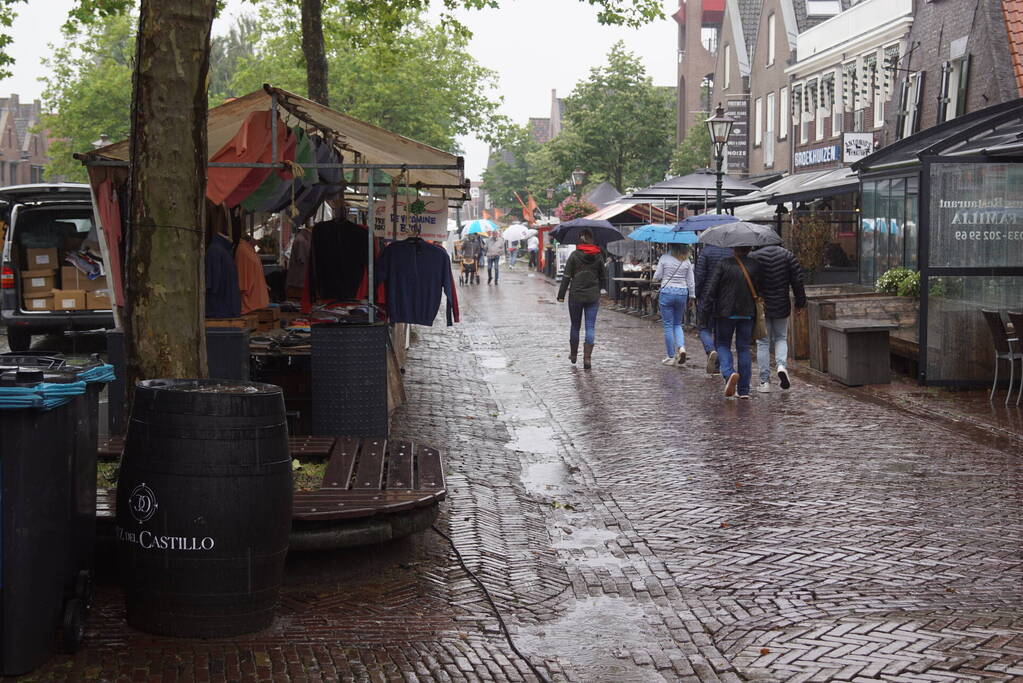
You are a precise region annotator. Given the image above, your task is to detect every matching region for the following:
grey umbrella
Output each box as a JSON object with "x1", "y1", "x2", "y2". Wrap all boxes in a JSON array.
[{"x1": 697, "y1": 221, "x2": 783, "y2": 248}]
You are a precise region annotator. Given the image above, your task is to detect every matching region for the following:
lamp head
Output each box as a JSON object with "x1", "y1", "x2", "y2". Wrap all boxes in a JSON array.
[{"x1": 706, "y1": 103, "x2": 735, "y2": 149}]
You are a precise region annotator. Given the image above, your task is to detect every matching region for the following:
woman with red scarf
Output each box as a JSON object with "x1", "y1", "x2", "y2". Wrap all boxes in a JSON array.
[{"x1": 556, "y1": 230, "x2": 607, "y2": 370}]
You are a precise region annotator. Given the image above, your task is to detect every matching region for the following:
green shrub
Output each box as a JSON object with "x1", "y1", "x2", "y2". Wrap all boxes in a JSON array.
[
  {"x1": 896, "y1": 271, "x2": 921, "y2": 298},
  {"x1": 875, "y1": 267, "x2": 914, "y2": 295}
]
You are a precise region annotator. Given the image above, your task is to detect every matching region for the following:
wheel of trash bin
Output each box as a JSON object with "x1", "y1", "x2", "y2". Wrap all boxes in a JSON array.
[{"x1": 115, "y1": 379, "x2": 292, "y2": 638}]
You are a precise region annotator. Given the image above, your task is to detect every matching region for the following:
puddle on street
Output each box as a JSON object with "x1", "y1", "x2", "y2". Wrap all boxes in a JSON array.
[
  {"x1": 478, "y1": 356, "x2": 509, "y2": 369},
  {"x1": 503, "y1": 406, "x2": 546, "y2": 422},
  {"x1": 516, "y1": 597, "x2": 664, "y2": 682},
  {"x1": 506, "y1": 426, "x2": 560, "y2": 455},
  {"x1": 553, "y1": 527, "x2": 619, "y2": 550},
  {"x1": 521, "y1": 461, "x2": 570, "y2": 495}
]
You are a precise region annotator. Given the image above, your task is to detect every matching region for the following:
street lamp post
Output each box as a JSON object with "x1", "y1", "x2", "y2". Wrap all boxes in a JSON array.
[
  {"x1": 705, "y1": 103, "x2": 735, "y2": 214},
  {"x1": 571, "y1": 168, "x2": 587, "y2": 198}
]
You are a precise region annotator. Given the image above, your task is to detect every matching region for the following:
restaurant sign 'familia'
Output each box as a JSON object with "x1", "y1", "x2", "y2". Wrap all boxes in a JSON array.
[{"x1": 939, "y1": 198, "x2": 1023, "y2": 225}]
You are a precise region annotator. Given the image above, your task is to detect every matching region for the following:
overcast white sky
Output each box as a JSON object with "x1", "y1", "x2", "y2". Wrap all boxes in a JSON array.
[{"x1": 0, "y1": 0, "x2": 678, "y2": 180}]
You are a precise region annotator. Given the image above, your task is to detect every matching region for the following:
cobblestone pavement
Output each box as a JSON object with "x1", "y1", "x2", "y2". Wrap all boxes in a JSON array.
[{"x1": 11, "y1": 266, "x2": 1023, "y2": 682}]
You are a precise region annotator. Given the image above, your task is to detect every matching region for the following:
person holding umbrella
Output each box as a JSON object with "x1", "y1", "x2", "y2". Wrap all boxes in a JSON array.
[
  {"x1": 557, "y1": 229, "x2": 607, "y2": 369},
  {"x1": 699, "y1": 222, "x2": 777, "y2": 398},
  {"x1": 653, "y1": 243, "x2": 696, "y2": 366}
]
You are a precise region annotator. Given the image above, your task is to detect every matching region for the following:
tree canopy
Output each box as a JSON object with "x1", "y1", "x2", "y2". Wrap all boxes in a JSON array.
[{"x1": 669, "y1": 115, "x2": 712, "y2": 177}]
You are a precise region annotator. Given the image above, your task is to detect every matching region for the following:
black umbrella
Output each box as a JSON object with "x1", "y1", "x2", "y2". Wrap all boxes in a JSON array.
[
  {"x1": 549, "y1": 218, "x2": 624, "y2": 247},
  {"x1": 697, "y1": 221, "x2": 782, "y2": 248}
]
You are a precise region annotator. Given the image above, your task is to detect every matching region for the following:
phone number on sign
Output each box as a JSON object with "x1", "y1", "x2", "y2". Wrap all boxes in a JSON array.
[{"x1": 954, "y1": 231, "x2": 1023, "y2": 241}]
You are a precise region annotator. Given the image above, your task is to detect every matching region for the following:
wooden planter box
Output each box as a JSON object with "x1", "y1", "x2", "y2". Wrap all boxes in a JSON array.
[
  {"x1": 807, "y1": 295, "x2": 919, "y2": 373},
  {"x1": 789, "y1": 284, "x2": 872, "y2": 360}
]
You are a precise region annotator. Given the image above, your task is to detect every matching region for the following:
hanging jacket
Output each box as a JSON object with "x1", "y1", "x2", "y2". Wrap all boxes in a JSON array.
[
  {"x1": 557, "y1": 248, "x2": 606, "y2": 305},
  {"x1": 205, "y1": 234, "x2": 241, "y2": 319},
  {"x1": 375, "y1": 238, "x2": 459, "y2": 326},
  {"x1": 701, "y1": 255, "x2": 764, "y2": 324},
  {"x1": 750, "y1": 245, "x2": 807, "y2": 319},
  {"x1": 235, "y1": 238, "x2": 270, "y2": 314}
]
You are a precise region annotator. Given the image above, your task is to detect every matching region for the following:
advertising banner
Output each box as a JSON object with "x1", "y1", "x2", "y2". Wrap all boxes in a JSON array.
[{"x1": 373, "y1": 194, "x2": 448, "y2": 242}]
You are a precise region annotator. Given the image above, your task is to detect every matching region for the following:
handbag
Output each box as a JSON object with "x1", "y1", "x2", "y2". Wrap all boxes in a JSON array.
[{"x1": 734, "y1": 256, "x2": 768, "y2": 340}]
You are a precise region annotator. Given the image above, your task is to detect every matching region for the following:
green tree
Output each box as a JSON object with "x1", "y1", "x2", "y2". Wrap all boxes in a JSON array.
[
  {"x1": 669, "y1": 114, "x2": 712, "y2": 177},
  {"x1": 560, "y1": 41, "x2": 676, "y2": 191},
  {"x1": 481, "y1": 124, "x2": 537, "y2": 208},
  {"x1": 39, "y1": 13, "x2": 136, "y2": 182}
]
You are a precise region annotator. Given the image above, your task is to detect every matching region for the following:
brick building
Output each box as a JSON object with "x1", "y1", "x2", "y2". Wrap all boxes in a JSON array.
[
  {"x1": 0, "y1": 95, "x2": 49, "y2": 186},
  {"x1": 673, "y1": 0, "x2": 724, "y2": 141}
]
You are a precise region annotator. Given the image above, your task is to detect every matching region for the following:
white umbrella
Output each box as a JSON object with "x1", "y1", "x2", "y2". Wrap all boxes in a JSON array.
[
  {"x1": 503, "y1": 223, "x2": 530, "y2": 242},
  {"x1": 525, "y1": 228, "x2": 538, "y2": 238}
]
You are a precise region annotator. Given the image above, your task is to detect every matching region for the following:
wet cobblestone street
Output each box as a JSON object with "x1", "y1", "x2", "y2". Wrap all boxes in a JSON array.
[{"x1": 14, "y1": 266, "x2": 1023, "y2": 682}]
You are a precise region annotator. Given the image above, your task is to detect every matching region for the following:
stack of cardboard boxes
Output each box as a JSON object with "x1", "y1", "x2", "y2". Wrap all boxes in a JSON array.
[{"x1": 21, "y1": 247, "x2": 110, "y2": 312}]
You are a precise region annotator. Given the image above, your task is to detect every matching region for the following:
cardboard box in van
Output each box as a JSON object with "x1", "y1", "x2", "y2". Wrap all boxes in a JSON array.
[
  {"x1": 21, "y1": 269, "x2": 57, "y2": 293},
  {"x1": 85, "y1": 290, "x2": 111, "y2": 310},
  {"x1": 51, "y1": 289, "x2": 86, "y2": 311},
  {"x1": 24, "y1": 248, "x2": 58, "y2": 268},
  {"x1": 61, "y1": 266, "x2": 107, "y2": 291},
  {"x1": 23, "y1": 293, "x2": 52, "y2": 311}
]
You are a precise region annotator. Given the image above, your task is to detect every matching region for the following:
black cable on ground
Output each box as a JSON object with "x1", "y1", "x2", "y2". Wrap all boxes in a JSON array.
[{"x1": 431, "y1": 525, "x2": 552, "y2": 683}]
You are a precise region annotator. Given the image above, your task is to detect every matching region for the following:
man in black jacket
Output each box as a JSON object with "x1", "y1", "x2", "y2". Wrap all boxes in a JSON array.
[
  {"x1": 750, "y1": 244, "x2": 807, "y2": 392},
  {"x1": 701, "y1": 247, "x2": 764, "y2": 398}
]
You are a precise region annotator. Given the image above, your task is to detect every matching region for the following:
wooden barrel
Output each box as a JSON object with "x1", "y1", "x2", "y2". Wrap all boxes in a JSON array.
[{"x1": 116, "y1": 379, "x2": 292, "y2": 638}]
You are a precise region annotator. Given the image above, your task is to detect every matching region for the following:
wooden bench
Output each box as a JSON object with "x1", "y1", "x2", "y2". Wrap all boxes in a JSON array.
[{"x1": 96, "y1": 436, "x2": 447, "y2": 523}]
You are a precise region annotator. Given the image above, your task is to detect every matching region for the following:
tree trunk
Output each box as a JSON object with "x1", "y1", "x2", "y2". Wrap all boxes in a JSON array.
[
  {"x1": 301, "y1": 0, "x2": 329, "y2": 105},
  {"x1": 125, "y1": 0, "x2": 216, "y2": 393}
]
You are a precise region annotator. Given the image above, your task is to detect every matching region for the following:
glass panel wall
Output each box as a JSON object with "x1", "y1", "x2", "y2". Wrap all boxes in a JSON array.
[
  {"x1": 925, "y1": 276, "x2": 1023, "y2": 382},
  {"x1": 859, "y1": 177, "x2": 919, "y2": 285}
]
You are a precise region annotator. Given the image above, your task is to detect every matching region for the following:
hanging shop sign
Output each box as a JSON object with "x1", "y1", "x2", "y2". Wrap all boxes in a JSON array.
[
  {"x1": 373, "y1": 194, "x2": 448, "y2": 242},
  {"x1": 725, "y1": 97, "x2": 749, "y2": 175},
  {"x1": 794, "y1": 143, "x2": 840, "y2": 168},
  {"x1": 843, "y1": 133, "x2": 875, "y2": 163}
]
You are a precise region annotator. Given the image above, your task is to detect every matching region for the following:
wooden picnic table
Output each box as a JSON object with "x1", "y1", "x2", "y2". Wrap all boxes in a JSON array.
[{"x1": 96, "y1": 435, "x2": 446, "y2": 523}]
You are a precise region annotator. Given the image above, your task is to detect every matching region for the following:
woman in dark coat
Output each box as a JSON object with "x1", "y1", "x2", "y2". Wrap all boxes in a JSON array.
[
  {"x1": 557, "y1": 229, "x2": 607, "y2": 370},
  {"x1": 700, "y1": 246, "x2": 763, "y2": 398}
]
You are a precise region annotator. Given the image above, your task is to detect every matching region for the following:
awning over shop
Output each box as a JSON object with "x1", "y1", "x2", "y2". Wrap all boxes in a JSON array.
[
  {"x1": 81, "y1": 85, "x2": 466, "y2": 191},
  {"x1": 768, "y1": 166, "x2": 858, "y2": 204},
  {"x1": 585, "y1": 201, "x2": 676, "y2": 224},
  {"x1": 854, "y1": 97, "x2": 1023, "y2": 174}
]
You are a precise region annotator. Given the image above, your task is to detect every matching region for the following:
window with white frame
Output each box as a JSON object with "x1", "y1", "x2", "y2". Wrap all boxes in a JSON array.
[
  {"x1": 724, "y1": 44, "x2": 731, "y2": 89},
  {"x1": 939, "y1": 56, "x2": 970, "y2": 122},
  {"x1": 843, "y1": 61, "x2": 857, "y2": 112},
  {"x1": 896, "y1": 71, "x2": 924, "y2": 139},
  {"x1": 803, "y1": 79, "x2": 817, "y2": 144},
  {"x1": 831, "y1": 71, "x2": 843, "y2": 135},
  {"x1": 766, "y1": 14, "x2": 776, "y2": 67},
  {"x1": 818, "y1": 74, "x2": 834, "y2": 141},
  {"x1": 755, "y1": 96, "x2": 763, "y2": 145},
  {"x1": 779, "y1": 86, "x2": 789, "y2": 140},
  {"x1": 765, "y1": 92, "x2": 776, "y2": 166},
  {"x1": 876, "y1": 45, "x2": 899, "y2": 128}
]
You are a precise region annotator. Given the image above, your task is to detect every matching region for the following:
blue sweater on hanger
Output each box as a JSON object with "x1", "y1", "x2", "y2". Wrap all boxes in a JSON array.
[{"x1": 375, "y1": 238, "x2": 458, "y2": 326}]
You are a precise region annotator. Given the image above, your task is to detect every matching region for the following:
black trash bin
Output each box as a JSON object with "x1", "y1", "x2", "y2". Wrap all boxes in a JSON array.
[{"x1": 0, "y1": 369, "x2": 91, "y2": 675}]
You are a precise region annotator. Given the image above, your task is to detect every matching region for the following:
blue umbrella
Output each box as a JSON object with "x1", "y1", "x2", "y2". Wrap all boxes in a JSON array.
[
  {"x1": 628, "y1": 224, "x2": 699, "y2": 244},
  {"x1": 549, "y1": 218, "x2": 623, "y2": 246},
  {"x1": 675, "y1": 213, "x2": 740, "y2": 232},
  {"x1": 463, "y1": 219, "x2": 498, "y2": 235}
]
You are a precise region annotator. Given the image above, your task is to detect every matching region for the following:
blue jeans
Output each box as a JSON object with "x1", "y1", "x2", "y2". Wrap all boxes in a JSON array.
[
  {"x1": 507, "y1": 249, "x2": 517, "y2": 267},
  {"x1": 716, "y1": 317, "x2": 754, "y2": 396},
  {"x1": 757, "y1": 317, "x2": 790, "y2": 383},
  {"x1": 487, "y1": 256, "x2": 500, "y2": 282},
  {"x1": 658, "y1": 287, "x2": 688, "y2": 357},
  {"x1": 568, "y1": 300, "x2": 599, "y2": 345}
]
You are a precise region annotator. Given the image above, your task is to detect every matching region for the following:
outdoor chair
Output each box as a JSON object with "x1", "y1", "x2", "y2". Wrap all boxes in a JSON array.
[
  {"x1": 1009, "y1": 311, "x2": 1023, "y2": 406},
  {"x1": 981, "y1": 309, "x2": 1020, "y2": 405}
]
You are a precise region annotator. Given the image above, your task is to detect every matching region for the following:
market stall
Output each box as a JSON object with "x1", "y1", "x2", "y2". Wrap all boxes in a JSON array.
[{"x1": 78, "y1": 85, "x2": 468, "y2": 435}]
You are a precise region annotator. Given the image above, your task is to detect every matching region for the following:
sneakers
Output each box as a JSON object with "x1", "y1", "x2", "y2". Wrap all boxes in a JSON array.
[
  {"x1": 675, "y1": 347, "x2": 687, "y2": 366},
  {"x1": 777, "y1": 365, "x2": 791, "y2": 390},
  {"x1": 661, "y1": 357, "x2": 676, "y2": 366},
  {"x1": 757, "y1": 382, "x2": 772, "y2": 393},
  {"x1": 738, "y1": 394, "x2": 751, "y2": 400},
  {"x1": 706, "y1": 350, "x2": 718, "y2": 374},
  {"x1": 724, "y1": 372, "x2": 739, "y2": 397}
]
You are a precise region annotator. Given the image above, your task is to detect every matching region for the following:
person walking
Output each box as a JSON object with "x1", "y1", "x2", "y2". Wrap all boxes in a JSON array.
[
  {"x1": 486, "y1": 231, "x2": 505, "y2": 285},
  {"x1": 556, "y1": 229, "x2": 606, "y2": 370},
  {"x1": 527, "y1": 233, "x2": 539, "y2": 269},
  {"x1": 750, "y1": 244, "x2": 806, "y2": 392},
  {"x1": 701, "y1": 246, "x2": 764, "y2": 399},
  {"x1": 652, "y1": 244, "x2": 696, "y2": 366},
  {"x1": 507, "y1": 239, "x2": 519, "y2": 268},
  {"x1": 694, "y1": 243, "x2": 733, "y2": 375}
]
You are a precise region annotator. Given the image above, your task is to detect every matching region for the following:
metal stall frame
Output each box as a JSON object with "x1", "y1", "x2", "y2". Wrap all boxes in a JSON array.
[{"x1": 80, "y1": 86, "x2": 469, "y2": 325}]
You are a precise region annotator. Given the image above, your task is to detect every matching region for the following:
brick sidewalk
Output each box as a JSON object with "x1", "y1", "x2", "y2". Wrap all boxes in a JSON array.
[{"x1": 12, "y1": 267, "x2": 1023, "y2": 682}]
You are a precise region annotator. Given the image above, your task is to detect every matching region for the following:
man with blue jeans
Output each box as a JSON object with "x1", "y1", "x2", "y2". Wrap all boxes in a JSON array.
[
  {"x1": 700, "y1": 246, "x2": 763, "y2": 398},
  {"x1": 750, "y1": 244, "x2": 806, "y2": 392},
  {"x1": 486, "y1": 232, "x2": 505, "y2": 285},
  {"x1": 694, "y1": 244, "x2": 733, "y2": 374}
]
